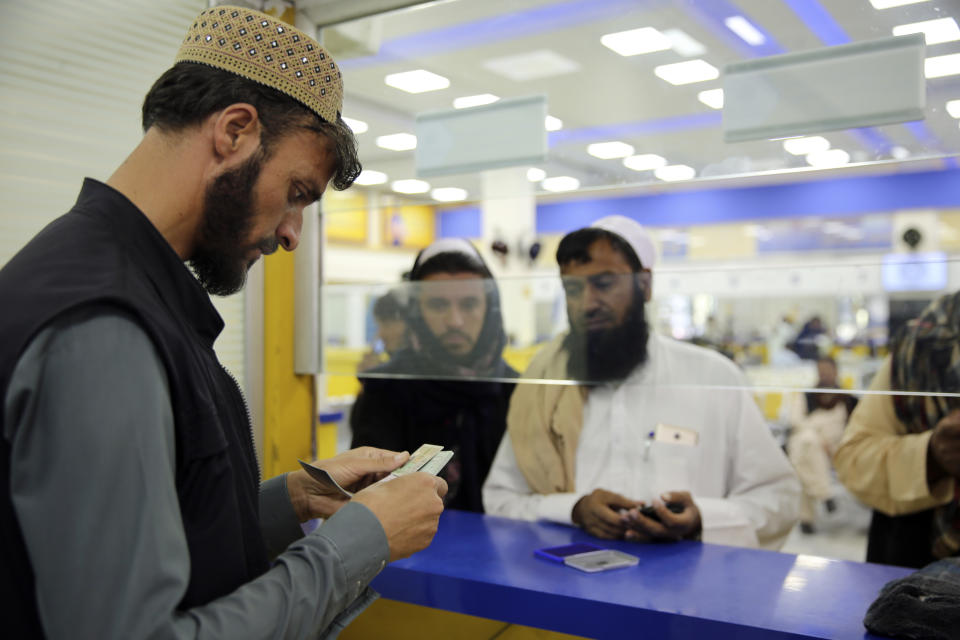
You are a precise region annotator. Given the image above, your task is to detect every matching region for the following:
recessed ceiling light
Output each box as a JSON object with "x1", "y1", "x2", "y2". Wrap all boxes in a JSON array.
[
  {"x1": 890, "y1": 146, "x2": 911, "y2": 160},
  {"x1": 623, "y1": 154, "x2": 667, "y2": 171},
  {"x1": 453, "y1": 94, "x2": 500, "y2": 109},
  {"x1": 342, "y1": 117, "x2": 368, "y2": 134},
  {"x1": 353, "y1": 170, "x2": 388, "y2": 186},
  {"x1": 600, "y1": 27, "x2": 672, "y2": 57},
  {"x1": 654, "y1": 59, "x2": 719, "y2": 85},
  {"x1": 587, "y1": 141, "x2": 635, "y2": 159},
  {"x1": 893, "y1": 17, "x2": 960, "y2": 45},
  {"x1": 725, "y1": 16, "x2": 766, "y2": 46},
  {"x1": 483, "y1": 49, "x2": 580, "y2": 82},
  {"x1": 545, "y1": 115, "x2": 563, "y2": 131},
  {"x1": 541, "y1": 176, "x2": 580, "y2": 192},
  {"x1": 806, "y1": 149, "x2": 850, "y2": 168},
  {"x1": 655, "y1": 164, "x2": 696, "y2": 181},
  {"x1": 431, "y1": 187, "x2": 468, "y2": 202},
  {"x1": 697, "y1": 88, "x2": 724, "y2": 109},
  {"x1": 384, "y1": 69, "x2": 450, "y2": 93},
  {"x1": 925, "y1": 53, "x2": 960, "y2": 78},
  {"x1": 376, "y1": 133, "x2": 417, "y2": 151},
  {"x1": 782, "y1": 136, "x2": 830, "y2": 155},
  {"x1": 663, "y1": 29, "x2": 706, "y2": 57},
  {"x1": 869, "y1": 0, "x2": 930, "y2": 8},
  {"x1": 391, "y1": 179, "x2": 430, "y2": 194},
  {"x1": 526, "y1": 167, "x2": 546, "y2": 182},
  {"x1": 946, "y1": 99, "x2": 960, "y2": 118}
]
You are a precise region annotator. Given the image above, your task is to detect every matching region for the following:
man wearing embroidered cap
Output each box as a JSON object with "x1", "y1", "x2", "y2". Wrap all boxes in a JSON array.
[
  {"x1": 484, "y1": 215, "x2": 800, "y2": 549},
  {"x1": 351, "y1": 239, "x2": 518, "y2": 513},
  {"x1": 0, "y1": 6, "x2": 445, "y2": 638}
]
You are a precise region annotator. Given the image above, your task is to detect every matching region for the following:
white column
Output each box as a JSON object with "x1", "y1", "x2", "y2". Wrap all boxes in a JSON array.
[{"x1": 480, "y1": 167, "x2": 537, "y2": 347}]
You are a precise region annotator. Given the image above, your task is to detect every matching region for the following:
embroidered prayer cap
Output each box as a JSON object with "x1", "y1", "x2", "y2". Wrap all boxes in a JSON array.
[
  {"x1": 590, "y1": 215, "x2": 657, "y2": 270},
  {"x1": 176, "y1": 6, "x2": 343, "y2": 125}
]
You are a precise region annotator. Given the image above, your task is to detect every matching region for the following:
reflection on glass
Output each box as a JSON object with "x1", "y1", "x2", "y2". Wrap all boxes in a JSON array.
[{"x1": 325, "y1": 258, "x2": 959, "y2": 398}]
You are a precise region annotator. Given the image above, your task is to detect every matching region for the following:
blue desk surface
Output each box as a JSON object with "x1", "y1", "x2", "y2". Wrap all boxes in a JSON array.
[{"x1": 372, "y1": 510, "x2": 911, "y2": 639}]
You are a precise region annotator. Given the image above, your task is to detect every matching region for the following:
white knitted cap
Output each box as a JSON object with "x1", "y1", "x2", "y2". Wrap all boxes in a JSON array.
[{"x1": 590, "y1": 215, "x2": 657, "y2": 270}]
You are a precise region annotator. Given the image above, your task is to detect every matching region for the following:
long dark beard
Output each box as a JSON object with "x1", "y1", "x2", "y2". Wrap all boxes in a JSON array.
[
  {"x1": 189, "y1": 150, "x2": 275, "y2": 296},
  {"x1": 564, "y1": 286, "x2": 649, "y2": 384}
]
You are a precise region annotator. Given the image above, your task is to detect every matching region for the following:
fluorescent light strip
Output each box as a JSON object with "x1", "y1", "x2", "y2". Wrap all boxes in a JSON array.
[
  {"x1": 869, "y1": 0, "x2": 930, "y2": 8},
  {"x1": 545, "y1": 115, "x2": 563, "y2": 131},
  {"x1": 697, "y1": 88, "x2": 724, "y2": 109},
  {"x1": 654, "y1": 59, "x2": 719, "y2": 85},
  {"x1": 526, "y1": 167, "x2": 546, "y2": 182},
  {"x1": 431, "y1": 187, "x2": 468, "y2": 202},
  {"x1": 541, "y1": 176, "x2": 580, "y2": 192},
  {"x1": 600, "y1": 27, "x2": 672, "y2": 56},
  {"x1": 623, "y1": 154, "x2": 667, "y2": 171},
  {"x1": 947, "y1": 99, "x2": 960, "y2": 118},
  {"x1": 342, "y1": 117, "x2": 368, "y2": 134},
  {"x1": 453, "y1": 94, "x2": 500, "y2": 109},
  {"x1": 725, "y1": 15, "x2": 766, "y2": 46},
  {"x1": 664, "y1": 29, "x2": 706, "y2": 57},
  {"x1": 587, "y1": 141, "x2": 635, "y2": 159},
  {"x1": 783, "y1": 136, "x2": 830, "y2": 155},
  {"x1": 376, "y1": 133, "x2": 417, "y2": 151},
  {"x1": 893, "y1": 17, "x2": 960, "y2": 45},
  {"x1": 655, "y1": 165, "x2": 695, "y2": 181},
  {"x1": 806, "y1": 149, "x2": 850, "y2": 168},
  {"x1": 384, "y1": 69, "x2": 450, "y2": 93},
  {"x1": 353, "y1": 170, "x2": 388, "y2": 186},
  {"x1": 925, "y1": 53, "x2": 960, "y2": 78},
  {"x1": 392, "y1": 179, "x2": 430, "y2": 194}
]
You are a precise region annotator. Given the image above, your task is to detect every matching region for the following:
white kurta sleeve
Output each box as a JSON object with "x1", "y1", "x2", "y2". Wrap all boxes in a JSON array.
[
  {"x1": 482, "y1": 432, "x2": 580, "y2": 525},
  {"x1": 698, "y1": 381, "x2": 801, "y2": 550}
]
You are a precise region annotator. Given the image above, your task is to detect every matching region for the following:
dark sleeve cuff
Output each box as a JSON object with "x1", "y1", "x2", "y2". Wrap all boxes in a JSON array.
[
  {"x1": 313, "y1": 501, "x2": 390, "y2": 602},
  {"x1": 259, "y1": 473, "x2": 305, "y2": 559}
]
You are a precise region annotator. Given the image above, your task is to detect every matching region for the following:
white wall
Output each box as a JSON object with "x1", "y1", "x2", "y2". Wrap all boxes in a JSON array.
[{"x1": 0, "y1": 0, "x2": 247, "y2": 387}]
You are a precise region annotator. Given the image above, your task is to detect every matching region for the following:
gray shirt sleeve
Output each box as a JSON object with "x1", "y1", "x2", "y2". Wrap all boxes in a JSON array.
[{"x1": 3, "y1": 307, "x2": 389, "y2": 639}]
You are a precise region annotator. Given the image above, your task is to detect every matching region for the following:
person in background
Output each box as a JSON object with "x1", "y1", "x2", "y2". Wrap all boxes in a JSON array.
[
  {"x1": 351, "y1": 239, "x2": 518, "y2": 512},
  {"x1": 835, "y1": 291, "x2": 960, "y2": 567},
  {"x1": 792, "y1": 315, "x2": 828, "y2": 360},
  {"x1": 787, "y1": 356, "x2": 858, "y2": 534},
  {"x1": 483, "y1": 215, "x2": 800, "y2": 549},
  {"x1": 357, "y1": 289, "x2": 409, "y2": 372},
  {"x1": 0, "y1": 7, "x2": 446, "y2": 638}
]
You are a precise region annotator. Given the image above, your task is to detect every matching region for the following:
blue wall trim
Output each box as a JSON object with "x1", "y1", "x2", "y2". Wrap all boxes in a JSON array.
[
  {"x1": 534, "y1": 168, "x2": 960, "y2": 233},
  {"x1": 438, "y1": 206, "x2": 482, "y2": 238}
]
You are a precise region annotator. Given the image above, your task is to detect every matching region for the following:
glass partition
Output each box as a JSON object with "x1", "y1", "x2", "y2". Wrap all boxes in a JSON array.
[
  {"x1": 318, "y1": 0, "x2": 960, "y2": 212},
  {"x1": 321, "y1": 256, "x2": 958, "y2": 395}
]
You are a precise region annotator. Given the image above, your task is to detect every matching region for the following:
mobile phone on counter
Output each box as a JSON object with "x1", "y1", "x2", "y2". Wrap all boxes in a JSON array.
[{"x1": 534, "y1": 543, "x2": 639, "y2": 573}]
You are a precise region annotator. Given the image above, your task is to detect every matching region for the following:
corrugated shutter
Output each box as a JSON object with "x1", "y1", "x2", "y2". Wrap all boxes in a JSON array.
[{"x1": 0, "y1": 0, "x2": 246, "y2": 387}]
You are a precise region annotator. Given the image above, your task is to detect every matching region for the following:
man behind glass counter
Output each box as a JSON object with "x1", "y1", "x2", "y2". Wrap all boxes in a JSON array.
[
  {"x1": 351, "y1": 239, "x2": 518, "y2": 512},
  {"x1": 483, "y1": 216, "x2": 800, "y2": 549},
  {"x1": 0, "y1": 6, "x2": 446, "y2": 639}
]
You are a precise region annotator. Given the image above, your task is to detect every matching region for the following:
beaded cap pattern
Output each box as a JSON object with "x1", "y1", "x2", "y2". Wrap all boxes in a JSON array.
[{"x1": 175, "y1": 5, "x2": 342, "y2": 124}]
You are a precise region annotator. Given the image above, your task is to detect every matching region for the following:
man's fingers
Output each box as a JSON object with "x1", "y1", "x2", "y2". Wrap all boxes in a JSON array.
[
  {"x1": 628, "y1": 511, "x2": 673, "y2": 539},
  {"x1": 432, "y1": 474, "x2": 448, "y2": 498}
]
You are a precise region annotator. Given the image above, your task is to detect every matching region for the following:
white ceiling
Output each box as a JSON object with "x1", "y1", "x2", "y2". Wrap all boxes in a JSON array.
[{"x1": 300, "y1": 0, "x2": 960, "y2": 203}]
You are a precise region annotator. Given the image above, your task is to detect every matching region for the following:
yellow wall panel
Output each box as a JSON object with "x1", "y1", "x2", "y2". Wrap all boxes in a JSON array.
[
  {"x1": 687, "y1": 224, "x2": 757, "y2": 260},
  {"x1": 340, "y1": 599, "x2": 586, "y2": 640},
  {"x1": 939, "y1": 210, "x2": 960, "y2": 251},
  {"x1": 263, "y1": 250, "x2": 314, "y2": 478},
  {"x1": 383, "y1": 204, "x2": 436, "y2": 249},
  {"x1": 325, "y1": 190, "x2": 368, "y2": 244}
]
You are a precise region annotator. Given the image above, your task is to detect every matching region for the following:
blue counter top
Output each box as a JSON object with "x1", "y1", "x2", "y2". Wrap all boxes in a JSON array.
[{"x1": 372, "y1": 510, "x2": 910, "y2": 639}]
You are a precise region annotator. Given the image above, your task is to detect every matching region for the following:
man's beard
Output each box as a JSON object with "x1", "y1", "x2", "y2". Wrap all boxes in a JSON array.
[
  {"x1": 189, "y1": 150, "x2": 278, "y2": 296},
  {"x1": 564, "y1": 287, "x2": 649, "y2": 384}
]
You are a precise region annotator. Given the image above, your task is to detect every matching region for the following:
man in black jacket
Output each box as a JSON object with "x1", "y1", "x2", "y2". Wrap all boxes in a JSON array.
[
  {"x1": 0, "y1": 6, "x2": 445, "y2": 638},
  {"x1": 351, "y1": 239, "x2": 518, "y2": 512}
]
